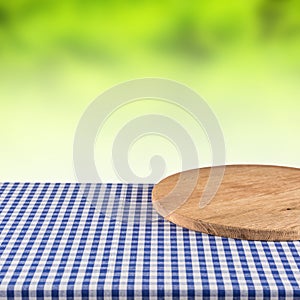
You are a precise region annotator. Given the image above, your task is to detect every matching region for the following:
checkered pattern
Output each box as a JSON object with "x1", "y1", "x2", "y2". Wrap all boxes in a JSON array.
[{"x1": 0, "y1": 182, "x2": 299, "y2": 299}]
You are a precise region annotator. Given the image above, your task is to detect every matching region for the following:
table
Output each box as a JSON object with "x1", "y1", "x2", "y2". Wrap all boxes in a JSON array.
[{"x1": 0, "y1": 182, "x2": 299, "y2": 299}]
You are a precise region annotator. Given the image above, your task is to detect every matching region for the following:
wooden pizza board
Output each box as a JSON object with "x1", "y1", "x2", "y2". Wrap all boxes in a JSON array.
[{"x1": 152, "y1": 165, "x2": 300, "y2": 241}]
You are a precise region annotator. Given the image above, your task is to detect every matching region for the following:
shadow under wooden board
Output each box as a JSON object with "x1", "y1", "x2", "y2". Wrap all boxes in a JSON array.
[{"x1": 152, "y1": 165, "x2": 300, "y2": 241}]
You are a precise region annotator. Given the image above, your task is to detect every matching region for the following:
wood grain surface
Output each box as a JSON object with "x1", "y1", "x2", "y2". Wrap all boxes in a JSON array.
[{"x1": 152, "y1": 165, "x2": 300, "y2": 241}]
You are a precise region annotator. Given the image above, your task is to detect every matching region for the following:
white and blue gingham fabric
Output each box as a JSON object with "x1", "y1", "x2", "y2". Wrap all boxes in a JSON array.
[{"x1": 0, "y1": 182, "x2": 299, "y2": 299}]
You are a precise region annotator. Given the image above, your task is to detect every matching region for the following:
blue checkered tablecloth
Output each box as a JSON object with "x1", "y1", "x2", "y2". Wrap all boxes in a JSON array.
[{"x1": 0, "y1": 182, "x2": 299, "y2": 299}]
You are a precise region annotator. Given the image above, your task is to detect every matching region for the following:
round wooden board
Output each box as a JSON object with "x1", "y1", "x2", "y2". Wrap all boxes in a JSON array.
[{"x1": 152, "y1": 165, "x2": 300, "y2": 241}]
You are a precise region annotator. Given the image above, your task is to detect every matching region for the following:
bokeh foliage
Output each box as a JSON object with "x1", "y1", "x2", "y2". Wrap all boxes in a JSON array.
[
  {"x1": 0, "y1": 0, "x2": 299, "y2": 181},
  {"x1": 1, "y1": 0, "x2": 299, "y2": 69}
]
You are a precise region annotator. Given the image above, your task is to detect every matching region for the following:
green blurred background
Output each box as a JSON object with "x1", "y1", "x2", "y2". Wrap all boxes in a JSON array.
[{"x1": 0, "y1": 0, "x2": 299, "y2": 182}]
